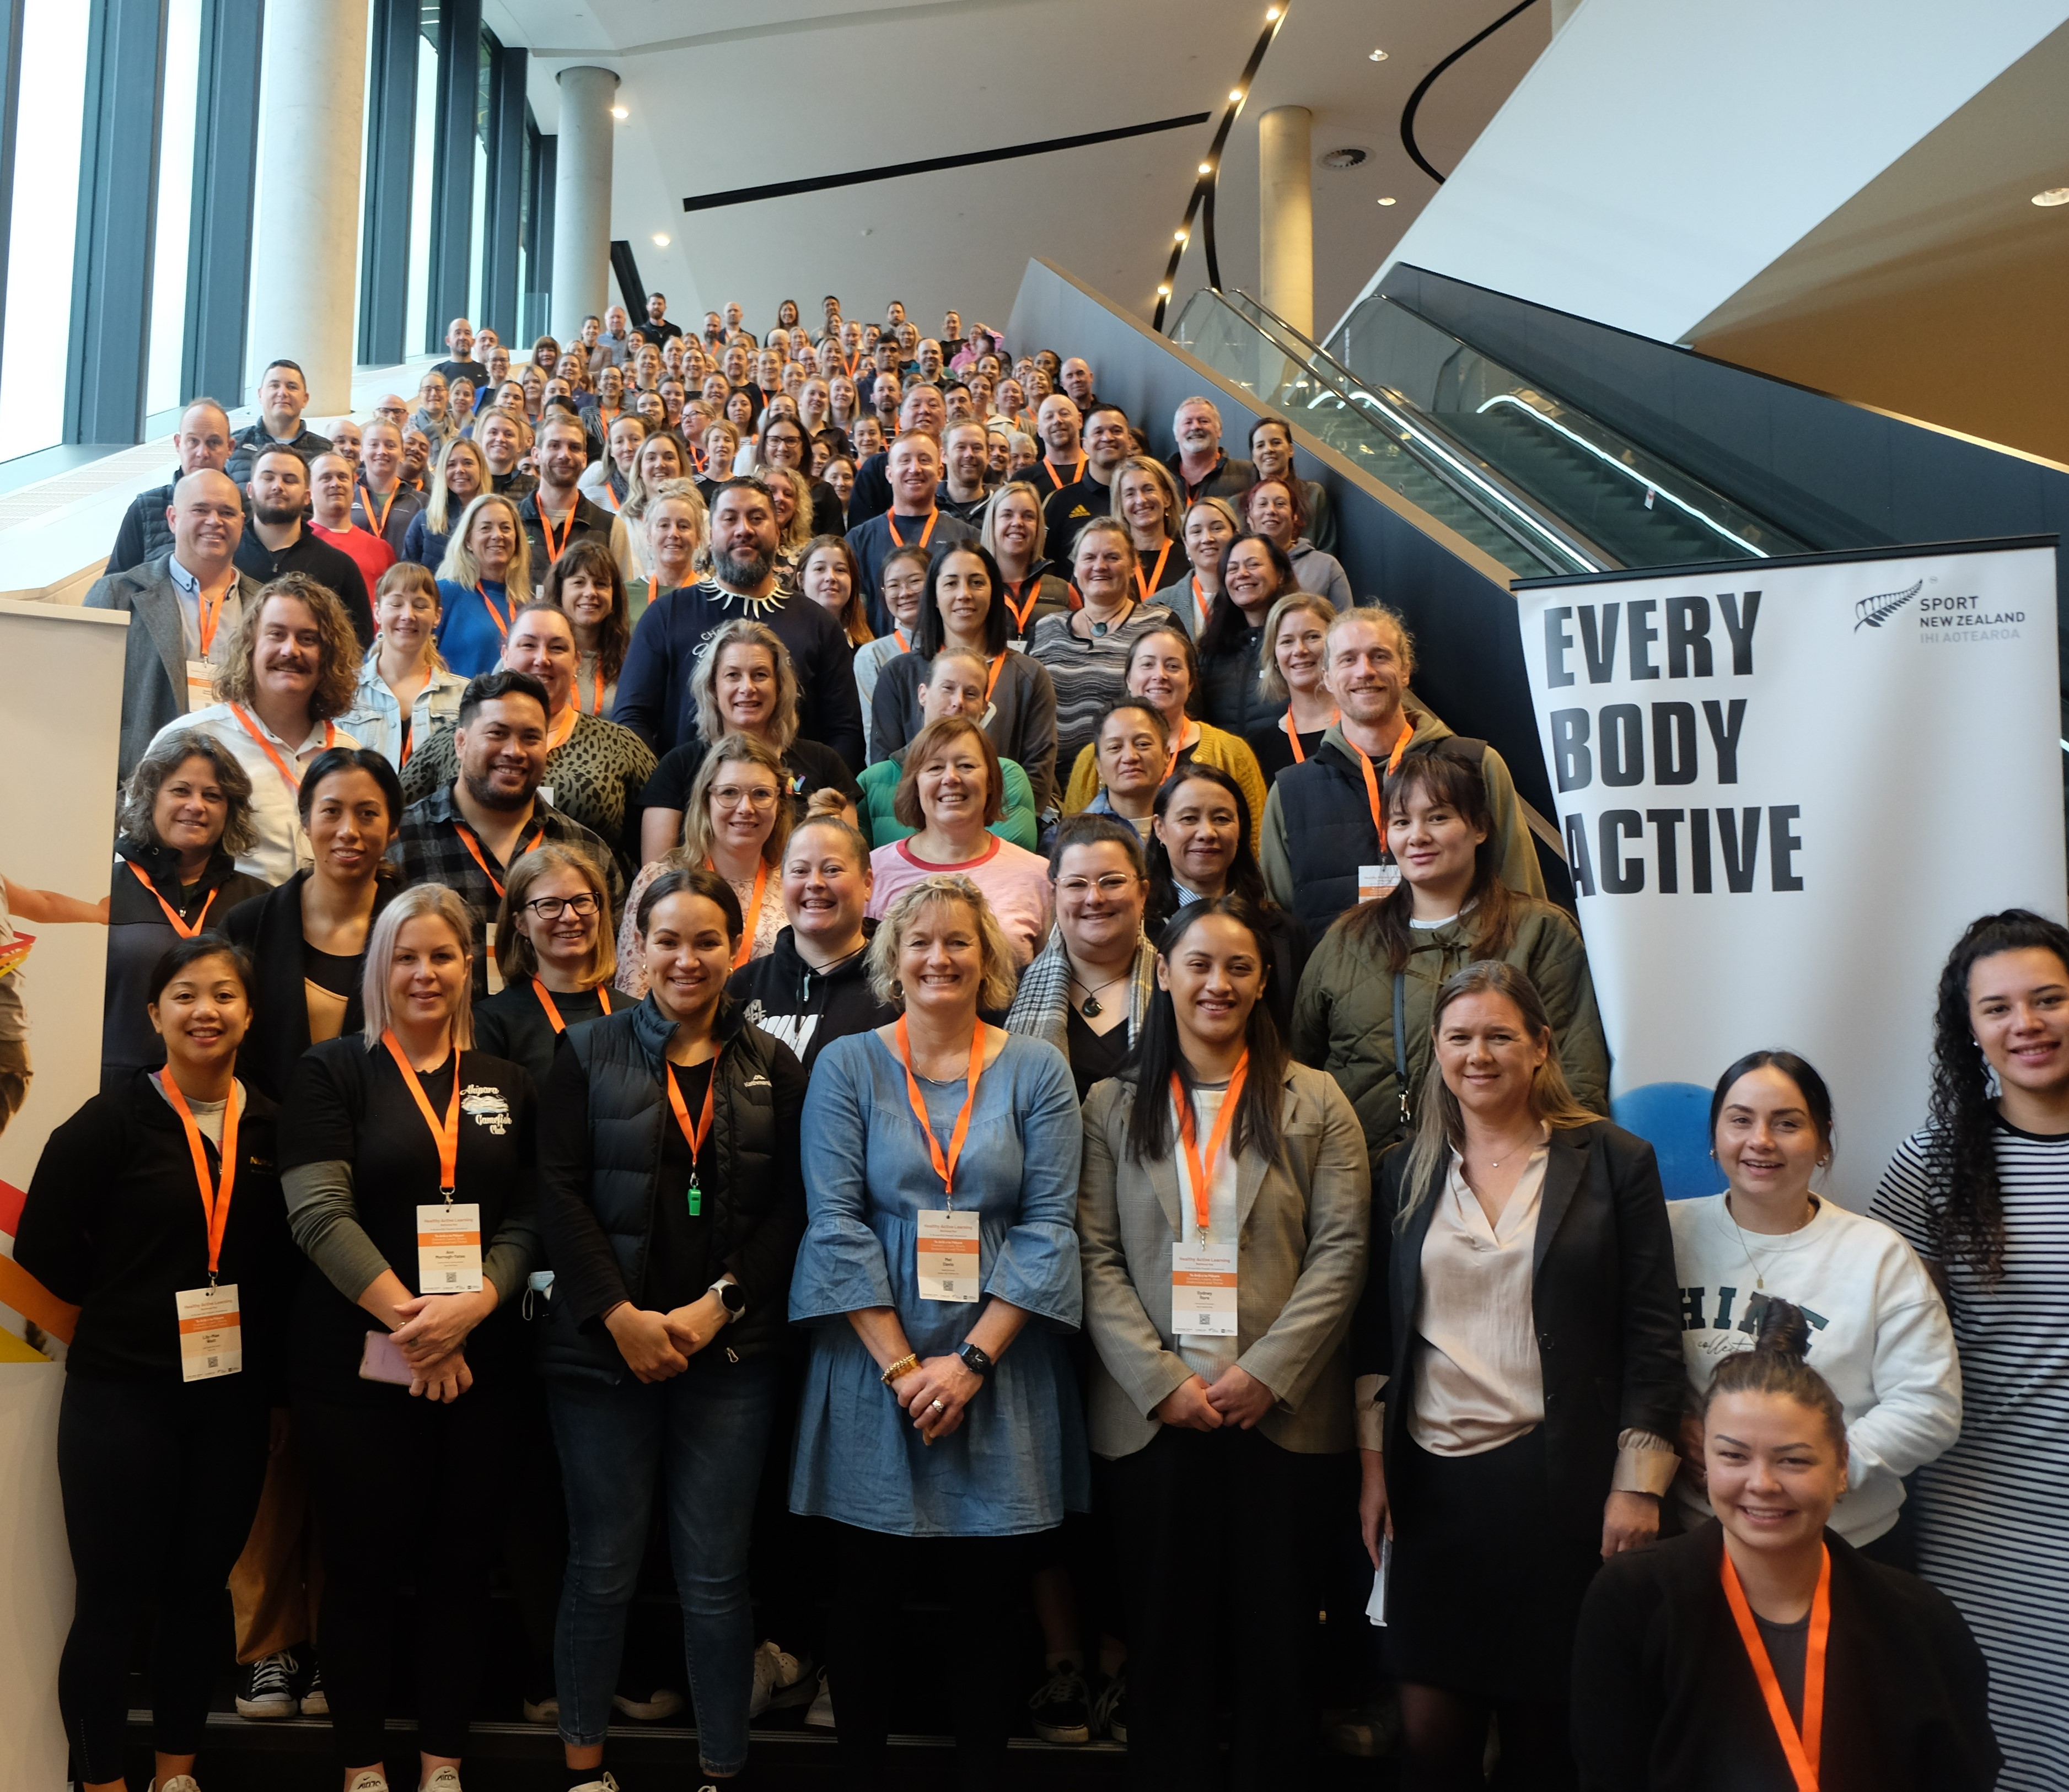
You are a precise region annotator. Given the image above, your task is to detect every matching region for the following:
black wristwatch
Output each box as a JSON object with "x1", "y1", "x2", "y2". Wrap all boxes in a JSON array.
[
  {"x1": 956, "y1": 1341, "x2": 995, "y2": 1378},
  {"x1": 710, "y1": 1279, "x2": 747, "y2": 1321}
]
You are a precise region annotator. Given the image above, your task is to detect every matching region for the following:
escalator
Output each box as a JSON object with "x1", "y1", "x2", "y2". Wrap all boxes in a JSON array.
[{"x1": 1173, "y1": 286, "x2": 1805, "y2": 573}]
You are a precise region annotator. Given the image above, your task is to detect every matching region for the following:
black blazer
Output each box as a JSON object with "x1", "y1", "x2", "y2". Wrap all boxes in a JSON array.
[
  {"x1": 1351, "y1": 1118, "x2": 1684, "y2": 1546},
  {"x1": 1572, "y1": 1521, "x2": 2000, "y2": 1791},
  {"x1": 224, "y1": 873, "x2": 399, "y2": 1102}
]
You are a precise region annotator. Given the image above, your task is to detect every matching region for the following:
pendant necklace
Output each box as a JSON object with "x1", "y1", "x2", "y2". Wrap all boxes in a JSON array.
[
  {"x1": 1724, "y1": 1193, "x2": 1817, "y2": 1291},
  {"x1": 1071, "y1": 971, "x2": 1128, "y2": 1018}
]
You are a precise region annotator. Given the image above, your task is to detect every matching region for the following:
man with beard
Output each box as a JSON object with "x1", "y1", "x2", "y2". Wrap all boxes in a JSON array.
[
  {"x1": 389, "y1": 669, "x2": 620, "y2": 996},
  {"x1": 613, "y1": 477, "x2": 864, "y2": 764},
  {"x1": 89, "y1": 469, "x2": 264, "y2": 781},
  {"x1": 1058, "y1": 356, "x2": 1101, "y2": 420},
  {"x1": 1166, "y1": 395, "x2": 1255, "y2": 503},
  {"x1": 429, "y1": 315, "x2": 491, "y2": 392},
  {"x1": 843, "y1": 432, "x2": 978, "y2": 632},
  {"x1": 106, "y1": 399, "x2": 235, "y2": 572},
  {"x1": 351, "y1": 419, "x2": 425, "y2": 555},
  {"x1": 516, "y1": 411, "x2": 613, "y2": 570},
  {"x1": 1042, "y1": 403, "x2": 1133, "y2": 564},
  {"x1": 936, "y1": 419, "x2": 996, "y2": 530},
  {"x1": 642, "y1": 290, "x2": 684, "y2": 345},
  {"x1": 234, "y1": 448, "x2": 373, "y2": 646}
]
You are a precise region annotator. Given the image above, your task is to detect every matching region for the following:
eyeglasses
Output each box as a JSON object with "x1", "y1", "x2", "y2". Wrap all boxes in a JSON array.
[
  {"x1": 1057, "y1": 874, "x2": 1142, "y2": 898},
  {"x1": 523, "y1": 892, "x2": 600, "y2": 919},
  {"x1": 714, "y1": 785, "x2": 780, "y2": 810}
]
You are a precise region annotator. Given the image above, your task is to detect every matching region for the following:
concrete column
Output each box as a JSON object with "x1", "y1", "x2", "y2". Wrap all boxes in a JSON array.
[
  {"x1": 246, "y1": 0, "x2": 368, "y2": 413},
  {"x1": 1258, "y1": 106, "x2": 1314, "y2": 336},
  {"x1": 553, "y1": 66, "x2": 619, "y2": 342}
]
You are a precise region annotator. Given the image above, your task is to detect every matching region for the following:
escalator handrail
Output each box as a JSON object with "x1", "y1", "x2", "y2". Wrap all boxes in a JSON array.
[{"x1": 1178, "y1": 288, "x2": 1606, "y2": 574}]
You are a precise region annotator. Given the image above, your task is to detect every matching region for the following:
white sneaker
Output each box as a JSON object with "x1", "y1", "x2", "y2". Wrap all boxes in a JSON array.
[
  {"x1": 749, "y1": 1638, "x2": 813, "y2": 1718},
  {"x1": 346, "y1": 1775, "x2": 389, "y2": 1792},
  {"x1": 151, "y1": 1778, "x2": 202, "y2": 1792},
  {"x1": 568, "y1": 1777, "x2": 621, "y2": 1792},
  {"x1": 805, "y1": 1666, "x2": 836, "y2": 1729},
  {"x1": 611, "y1": 1681, "x2": 684, "y2": 1721},
  {"x1": 420, "y1": 1770, "x2": 463, "y2": 1792}
]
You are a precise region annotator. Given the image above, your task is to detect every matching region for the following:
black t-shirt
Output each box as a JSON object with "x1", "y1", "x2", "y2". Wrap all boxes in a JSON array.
[
  {"x1": 1753, "y1": 1611, "x2": 1810, "y2": 1726},
  {"x1": 431, "y1": 358, "x2": 490, "y2": 391},
  {"x1": 303, "y1": 942, "x2": 359, "y2": 999},
  {"x1": 472, "y1": 980, "x2": 612, "y2": 1093},
  {"x1": 1244, "y1": 716, "x2": 1326, "y2": 785},
  {"x1": 648, "y1": 1059, "x2": 716, "y2": 1312},
  {"x1": 280, "y1": 1038, "x2": 535, "y2": 1400},
  {"x1": 1065, "y1": 1007, "x2": 1134, "y2": 1105},
  {"x1": 638, "y1": 734, "x2": 862, "y2": 822},
  {"x1": 1043, "y1": 473, "x2": 1111, "y2": 564}
]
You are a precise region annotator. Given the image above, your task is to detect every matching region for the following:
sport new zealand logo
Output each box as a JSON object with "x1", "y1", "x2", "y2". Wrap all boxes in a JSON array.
[{"x1": 1853, "y1": 579, "x2": 1922, "y2": 632}]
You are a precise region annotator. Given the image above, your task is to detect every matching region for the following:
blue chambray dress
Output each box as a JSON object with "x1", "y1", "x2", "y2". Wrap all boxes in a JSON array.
[{"x1": 788, "y1": 1030, "x2": 1090, "y2": 1536}]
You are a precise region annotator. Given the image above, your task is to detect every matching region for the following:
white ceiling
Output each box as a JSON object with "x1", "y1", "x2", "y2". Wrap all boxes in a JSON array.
[{"x1": 487, "y1": 0, "x2": 1548, "y2": 339}]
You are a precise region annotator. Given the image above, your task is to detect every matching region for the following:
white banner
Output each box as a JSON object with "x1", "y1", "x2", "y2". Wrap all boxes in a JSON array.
[{"x1": 1513, "y1": 540, "x2": 2064, "y2": 1207}]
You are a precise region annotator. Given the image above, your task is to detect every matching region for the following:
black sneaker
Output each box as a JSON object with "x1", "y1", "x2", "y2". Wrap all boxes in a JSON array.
[
  {"x1": 235, "y1": 1649, "x2": 300, "y2": 1719},
  {"x1": 1092, "y1": 1666, "x2": 1127, "y2": 1745},
  {"x1": 296, "y1": 1652, "x2": 329, "y2": 1718},
  {"x1": 1029, "y1": 1664, "x2": 1090, "y2": 1745}
]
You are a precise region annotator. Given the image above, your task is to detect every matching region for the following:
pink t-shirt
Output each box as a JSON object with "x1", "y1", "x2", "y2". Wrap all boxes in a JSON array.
[{"x1": 866, "y1": 835, "x2": 1054, "y2": 965}]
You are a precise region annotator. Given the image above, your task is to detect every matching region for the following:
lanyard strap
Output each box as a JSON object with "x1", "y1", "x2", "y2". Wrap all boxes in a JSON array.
[
  {"x1": 985, "y1": 652, "x2": 1007, "y2": 703},
  {"x1": 363, "y1": 483, "x2": 398, "y2": 538},
  {"x1": 714, "y1": 858, "x2": 770, "y2": 969},
  {"x1": 229, "y1": 704, "x2": 332, "y2": 800},
  {"x1": 1132, "y1": 540, "x2": 1174, "y2": 602},
  {"x1": 126, "y1": 860, "x2": 217, "y2": 938},
  {"x1": 665, "y1": 1045, "x2": 722, "y2": 1161},
  {"x1": 536, "y1": 502, "x2": 574, "y2": 562},
  {"x1": 381, "y1": 1029, "x2": 462, "y2": 1194},
  {"x1": 533, "y1": 977, "x2": 611, "y2": 1035},
  {"x1": 1003, "y1": 577, "x2": 1039, "y2": 633},
  {"x1": 1346, "y1": 719, "x2": 1415, "y2": 856},
  {"x1": 546, "y1": 704, "x2": 578, "y2": 751},
  {"x1": 886, "y1": 508, "x2": 939, "y2": 551},
  {"x1": 1173, "y1": 1057, "x2": 1249, "y2": 1236},
  {"x1": 1720, "y1": 1544, "x2": 1830, "y2": 1792},
  {"x1": 1282, "y1": 706, "x2": 1338, "y2": 766},
  {"x1": 160, "y1": 1074, "x2": 240, "y2": 1277},
  {"x1": 455, "y1": 820, "x2": 544, "y2": 899},
  {"x1": 895, "y1": 1014, "x2": 986, "y2": 1203},
  {"x1": 1044, "y1": 450, "x2": 1085, "y2": 491},
  {"x1": 196, "y1": 582, "x2": 229, "y2": 656},
  {"x1": 1170, "y1": 717, "x2": 1201, "y2": 758},
  {"x1": 892, "y1": 626, "x2": 911, "y2": 653},
  {"x1": 479, "y1": 584, "x2": 515, "y2": 643}
]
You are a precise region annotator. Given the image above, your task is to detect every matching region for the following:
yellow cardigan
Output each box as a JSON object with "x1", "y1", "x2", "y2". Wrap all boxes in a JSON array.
[{"x1": 1060, "y1": 718, "x2": 1269, "y2": 851}]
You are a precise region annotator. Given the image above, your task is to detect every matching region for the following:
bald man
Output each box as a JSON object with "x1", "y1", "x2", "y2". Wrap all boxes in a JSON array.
[
  {"x1": 87, "y1": 470, "x2": 265, "y2": 782},
  {"x1": 106, "y1": 400, "x2": 236, "y2": 573}
]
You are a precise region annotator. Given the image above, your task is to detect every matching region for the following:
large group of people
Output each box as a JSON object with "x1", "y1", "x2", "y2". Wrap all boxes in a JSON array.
[{"x1": 16, "y1": 291, "x2": 2049, "y2": 1792}]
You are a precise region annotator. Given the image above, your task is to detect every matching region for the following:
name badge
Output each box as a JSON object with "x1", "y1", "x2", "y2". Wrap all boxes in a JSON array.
[
  {"x1": 417, "y1": 1202, "x2": 483, "y2": 1294},
  {"x1": 1357, "y1": 862, "x2": 1400, "y2": 903},
  {"x1": 917, "y1": 1207, "x2": 981, "y2": 1304},
  {"x1": 1007, "y1": 639, "x2": 1027, "y2": 652},
  {"x1": 175, "y1": 1283, "x2": 243, "y2": 1381},
  {"x1": 1171, "y1": 1239, "x2": 1238, "y2": 1338},
  {"x1": 185, "y1": 658, "x2": 216, "y2": 712}
]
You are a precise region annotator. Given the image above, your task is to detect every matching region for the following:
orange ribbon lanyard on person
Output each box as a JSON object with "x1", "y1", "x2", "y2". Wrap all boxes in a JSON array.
[
  {"x1": 196, "y1": 582, "x2": 228, "y2": 658},
  {"x1": 160, "y1": 1074, "x2": 240, "y2": 1279},
  {"x1": 885, "y1": 509, "x2": 939, "y2": 551},
  {"x1": 381, "y1": 1028, "x2": 463, "y2": 1196},
  {"x1": 1720, "y1": 1544, "x2": 1830, "y2": 1792},
  {"x1": 479, "y1": 584, "x2": 515, "y2": 643},
  {"x1": 895, "y1": 1014, "x2": 986, "y2": 1204},
  {"x1": 229, "y1": 704, "x2": 334, "y2": 801},
  {"x1": 600, "y1": 483, "x2": 621, "y2": 513},
  {"x1": 534, "y1": 977, "x2": 611, "y2": 1035},
  {"x1": 546, "y1": 703, "x2": 578, "y2": 751},
  {"x1": 126, "y1": 860, "x2": 218, "y2": 938},
  {"x1": 1173, "y1": 1055, "x2": 1249, "y2": 1237},
  {"x1": 1170, "y1": 718, "x2": 1201, "y2": 758},
  {"x1": 1044, "y1": 451, "x2": 1085, "y2": 491},
  {"x1": 455, "y1": 821, "x2": 543, "y2": 900},
  {"x1": 985, "y1": 652, "x2": 1008, "y2": 702},
  {"x1": 1133, "y1": 540, "x2": 1174, "y2": 602},
  {"x1": 893, "y1": 626, "x2": 911, "y2": 653},
  {"x1": 1187, "y1": 574, "x2": 1207, "y2": 635},
  {"x1": 711, "y1": 857, "x2": 769, "y2": 969},
  {"x1": 536, "y1": 503, "x2": 574, "y2": 563},
  {"x1": 1282, "y1": 706, "x2": 1339, "y2": 767},
  {"x1": 363, "y1": 483, "x2": 398, "y2": 540},
  {"x1": 1347, "y1": 719, "x2": 1414, "y2": 856},
  {"x1": 666, "y1": 1045, "x2": 723, "y2": 1173},
  {"x1": 1003, "y1": 578, "x2": 1039, "y2": 634}
]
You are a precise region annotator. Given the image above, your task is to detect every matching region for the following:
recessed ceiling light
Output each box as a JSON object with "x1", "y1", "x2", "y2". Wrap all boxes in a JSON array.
[
  {"x1": 1229, "y1": 89, "x2": 1244, "y2": 102},
  {"x1": 651, "y1": 233, "x2": 670, "y2": 246},
  {"x1": 1199, "y1": 162, "x2": 1213, "y2": 174},
  {"x1": 1158, "y1": 284, "x2": 1173, "y2": 295},
  {"x1": 2033, "y1": 187, "x2": 2069, "y2": 207},
  {"x1": 1174, "y1": 229, "x2": 1189, "y2": 242},
  {"x1": 1377, "y1": 196, "x2": 1397, "y2": 206},
  {"x1": 609, "y1": 105, "x2": 628, "y2": 119},
  {"x1": 1369, "y1": 47, "x2": 1388, "y2": 61}
]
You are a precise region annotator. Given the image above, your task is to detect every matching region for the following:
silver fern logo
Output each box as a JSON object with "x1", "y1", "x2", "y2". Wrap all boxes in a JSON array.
[{"x1": 1853, "y1": 579, "x2": 1922, "y2": 632}]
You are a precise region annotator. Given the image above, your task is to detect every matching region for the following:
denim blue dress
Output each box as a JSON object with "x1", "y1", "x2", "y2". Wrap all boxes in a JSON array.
[{"x1": 788, "y1": 1029, "x2": 1090, "y2": 1536}]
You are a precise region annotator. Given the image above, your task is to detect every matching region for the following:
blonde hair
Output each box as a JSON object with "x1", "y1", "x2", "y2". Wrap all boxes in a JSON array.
[
  {"x1": 1073, "y1": 514, "x2": 1137, "y2": 569},
  {"x1": 373, "y1": 562, "x2": 449, "y2": 674},
  {"x1": 677, "y1": 731, "x2": 792, "y2": 870},
  {"x1": 1257, "y1": 590, "x2": 1337, "y2": 703},
  {"x1": 866, "y1": 875, "x2": 1019, "y2": 1014},
  {"x1": 1112, "y1": 454, "x2": 1183, "y2": 538},
  {"x1": 436, "y1": 492, "x2": 535, "y2": 600},
  {"x1": 359, "y1": 883, "x2": 477, "y2": 1050},
  {"x1": 980, "y1": 479, "x2": 1048, "y2": 563},
  {"x1": 493, "y1": 842, "x2": 619, "y2": 988},
  {"x1": 690, "y1": 618, "x2": 800, "y2": 753},
  {"x1": 756, "y1": 464, "x2": 816, "y2": 557},
  {"x1": 426, "y1": 437, "x2": 489, "y2": 534}
]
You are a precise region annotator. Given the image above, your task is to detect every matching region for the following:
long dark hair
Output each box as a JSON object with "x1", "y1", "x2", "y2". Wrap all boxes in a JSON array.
[
  {"x1": 543, "y1": 537, "x2": 633, "y2": 685},
  {"x1": 1925, "y1": 908, "x2": 2069, "y2": 1281},
  {"x1": 1334, "y1": 740, "x2": 1525, "y2": 971},
  {"x1": 1708, "y1": 1050, "x2": 1835, "y2": 1158},
  {"x1": 1196, "y1": 533, "x2": 1295, "y2": 659},
  {"x1": 914, "y1": 541, "x2": 1010, "y2": 657},
  {"x1": 1145, "y1": 763, "x2": 1270, "y2": 926},
  {"x1": 1126, "y1": 897, "x2": 1287, "y2": 1166}
]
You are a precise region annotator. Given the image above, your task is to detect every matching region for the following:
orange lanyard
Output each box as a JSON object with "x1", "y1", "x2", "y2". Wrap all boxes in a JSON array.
[
  {"x1": 1721, "y1": 1545, "x2": 1830, "y2": 1792},
  {"x1": 985, "y1": 652, "x2": 1007, "y2": 702},
  {"x1": 160, "y1": 1074, "x2": 240, "y2": 1278},
  {"x1": 381, "y1": 1029, "x2": 462, "y2": 1194},
  {"x1": 1133, "y1": 540, "x2": 1175, "y2": 602},
  {"x1": 478, "y1": 583, "x2": 514, "y2": 643},
  {"x1": 195, "y1": 582, "x2": 229, "y2": 656},
  {"x1": 1169, "y1": 718, "x2": 1201, "y2": 758},
  {"x1": 713, "y1": 858, "x2": 769, "y2": 968},
  {"x1": 546, "y1": 704, "x2": 578, "y2": 751},
  {"x1": 886, "y1": 509, "x2": 939, "y2": 551},
  {"x1": 536, "y1": 503, "x2": 575, "y2": 562},
  {"x1": 229, "y1": 704, "x2": 334, "y2": 800},
  {"x1": 666, "y1": 1047, "x2": 723, "y2": 1181},
  {"x1": 599, "y1": 482, "x2": 621, "y2": 513},
  {"x1": 895, "y1": 1014, "x2": 987, "y2": 1202},
  {"x1": 126, "y1": 860, "x2": 217, "y2": 938},
  {"x1": 362, "y1": 483, "x2": 399, "y2": 538},
  {"x1": 534, "y1": 977, "x2": 611, "y2": 1035},
  {"x1": 1181, "y1": 574, "x2": 1208, "y2": 636},
  {"x1": 1345, "y1": 720, "x2": 1413, "y2": 855},
  {"x1": 578, "y1": 662, "x2": 607, "y2": 713},
  {"x1": 1003, "y1": 577, "x2": 1040, "y2": 633},
  {"x1": 1282, "y1": 707, "x2": 1338, "y2": 765},
  {"x1": 892, "y1": 626, "x2": 911, "y2": 653},
  {"x1": 455, "y1": 820, "x2": 544, "y2": 898},
  {"x1": 1173, "y1": 1056, "x2": 1248, "y2": 1236},
  {"x1": 1044, "y1": 450, "x2": 1085, "y2": 491}
]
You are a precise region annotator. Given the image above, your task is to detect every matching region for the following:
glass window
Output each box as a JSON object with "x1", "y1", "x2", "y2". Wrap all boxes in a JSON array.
[
  {"x1": 466, "y1": 29, "x2": 488, "y2": 329},
  {"x1": 407, "y1": 28, "x2": 438, "y2": 354},
  {"x1": 144, "y1": 0, "x2": 206, "y2": 418},
  {"x1": 0, "y1": 0, "x2": 93, "y2": 460}
]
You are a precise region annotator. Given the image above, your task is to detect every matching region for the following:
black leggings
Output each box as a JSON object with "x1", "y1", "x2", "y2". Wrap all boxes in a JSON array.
[
  {"x1": 56, "y1": 1372, "x2": 269, "y2": 1783},
  {"x1": 826, "y1": 1524, "x2": 1035, "y2": 1792},
  {"x1": 295, "y1": 1386, "x2": 514, "y2": 1767}
]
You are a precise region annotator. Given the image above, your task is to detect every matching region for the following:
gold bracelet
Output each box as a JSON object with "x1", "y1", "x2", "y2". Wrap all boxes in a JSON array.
[{"x1": 880, "y1": 1353, "x2": 921, "y2": 1386}]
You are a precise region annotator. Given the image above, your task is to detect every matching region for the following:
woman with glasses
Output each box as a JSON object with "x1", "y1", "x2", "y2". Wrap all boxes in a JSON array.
[{"x1": 472, "y1": 844, "x2": 621, "y2": 1089}]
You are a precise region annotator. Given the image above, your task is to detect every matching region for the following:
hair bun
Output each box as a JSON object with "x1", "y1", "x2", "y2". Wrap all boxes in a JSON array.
[{"x1": 1753, "y1": 1297, "x2": 1813, "y2": 1362}]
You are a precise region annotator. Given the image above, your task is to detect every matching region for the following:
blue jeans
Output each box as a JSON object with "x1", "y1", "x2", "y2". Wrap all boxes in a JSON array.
[{"x1": 547, "y1": 1353, "x2": 781, "y2": 1770}]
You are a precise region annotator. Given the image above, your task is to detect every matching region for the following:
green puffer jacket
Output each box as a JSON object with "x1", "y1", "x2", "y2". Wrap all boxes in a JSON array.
[{"x1": 1290, "y1": 897, "x2": 1609, "y2": 1171}]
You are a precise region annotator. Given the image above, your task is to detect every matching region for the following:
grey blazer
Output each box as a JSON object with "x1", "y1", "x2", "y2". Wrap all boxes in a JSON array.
[
  {"x1": 84, "y1": 555, "x2": 264, "y2": 785},
  {"x1": 1077, "y1": 1060, "x2": 1369, "y2": 1459}
]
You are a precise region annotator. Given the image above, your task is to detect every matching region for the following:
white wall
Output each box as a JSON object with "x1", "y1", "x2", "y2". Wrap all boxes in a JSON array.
[{"x1": 1349, "y1": 0, "x2": 2069, "y2": 344}]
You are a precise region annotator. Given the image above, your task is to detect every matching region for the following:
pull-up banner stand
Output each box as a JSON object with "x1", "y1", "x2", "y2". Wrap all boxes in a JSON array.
[{"x1": 1512, "y1": 537, "x2": 2063, "y2": 1206}]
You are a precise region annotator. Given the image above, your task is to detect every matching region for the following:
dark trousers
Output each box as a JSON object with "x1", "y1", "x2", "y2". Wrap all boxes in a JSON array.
[
  {"x1": 1109, "y1": 1424, "x2": 1334, "y2": 1791},
  {"x1": 826, "y1": 1523, "x2": 1036, "y2": 1792},
  {"x1": 295, "y1": 1386, "x2": 514, "y2": 1766},
  {"x1": 56, "y1": 1371, "x2": 269, "y2": 1783}
]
